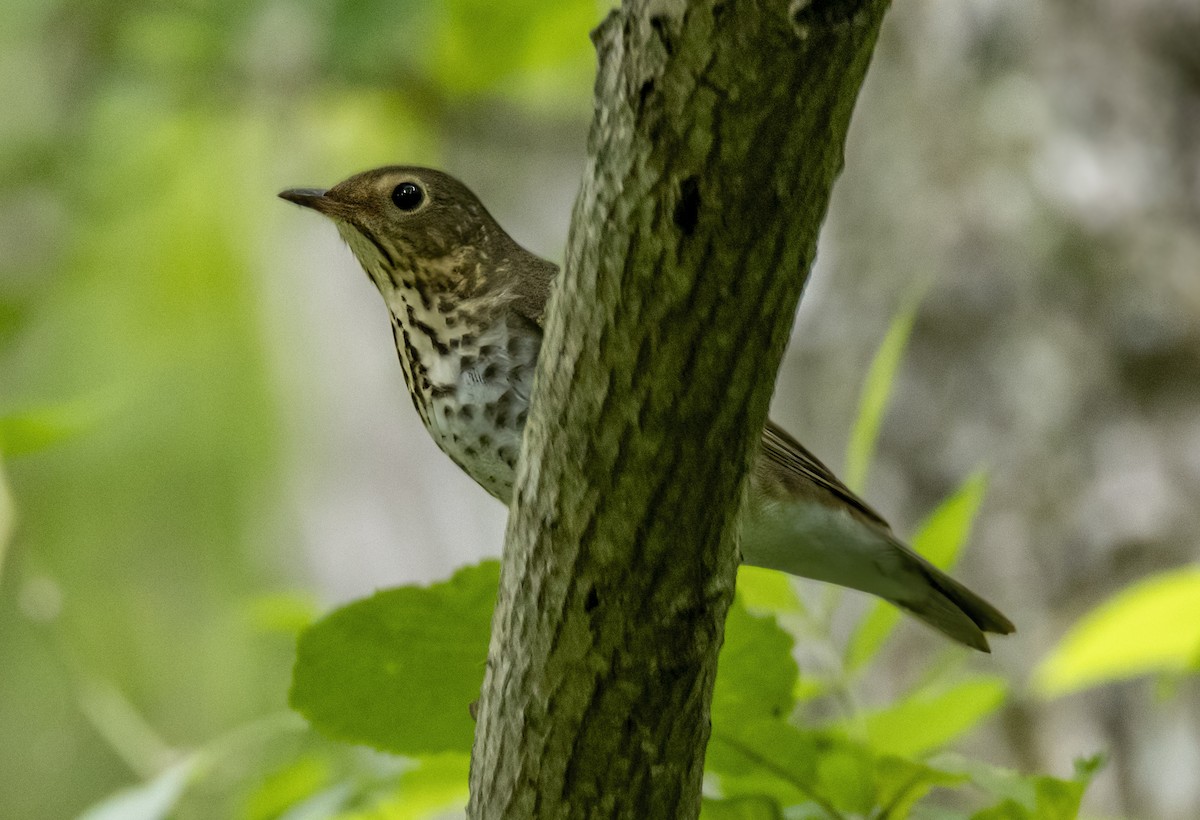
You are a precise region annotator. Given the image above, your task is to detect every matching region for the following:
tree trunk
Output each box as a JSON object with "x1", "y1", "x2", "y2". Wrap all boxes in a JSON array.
[{"x1": 468, "y1": 1, "x2": 890, "y2": 817}]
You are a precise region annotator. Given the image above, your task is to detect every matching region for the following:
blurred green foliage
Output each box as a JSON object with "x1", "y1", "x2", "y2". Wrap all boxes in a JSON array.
[
  {"x1": 276, "y1": 552, "x2": 1091, "y2": 818},
  {"x1": 1034, "y1": 567, "x2": 1200, "y2": 697},
  {"x1": 844, "y1": 284, "x2": 923, "y2": 496},
  {"x1": 0, "y1": 0, "x2": 598, "y2": 816}
]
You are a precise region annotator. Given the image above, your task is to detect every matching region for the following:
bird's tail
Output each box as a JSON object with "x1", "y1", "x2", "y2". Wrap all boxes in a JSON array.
[
  {"x1": 738, "y1": 492, "x2": 1015, "y2": 652},
  {"x1": 887, "y1": 545, "x2": 1015, "y2": 652}
]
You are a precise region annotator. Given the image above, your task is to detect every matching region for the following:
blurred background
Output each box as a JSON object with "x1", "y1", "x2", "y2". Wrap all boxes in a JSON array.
[{"x1": 2, "y1": 0, "x2": 1198, "y2": 816}]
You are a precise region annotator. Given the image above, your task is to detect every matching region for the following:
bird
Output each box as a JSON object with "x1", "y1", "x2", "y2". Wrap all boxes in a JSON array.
[{"x1": 280, "y1": 166, "x2": 1014, "y2": 651}]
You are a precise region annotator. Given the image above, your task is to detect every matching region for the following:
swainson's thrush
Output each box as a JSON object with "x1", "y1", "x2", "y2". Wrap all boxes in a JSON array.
[{"x1": 280, "y1": 167, "x2": 1014, "y2": 651}]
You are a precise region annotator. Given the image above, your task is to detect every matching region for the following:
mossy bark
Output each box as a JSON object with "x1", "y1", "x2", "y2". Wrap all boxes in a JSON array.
[{"x1": 468, "y1": 1, "x2": 890, "y2": 817}]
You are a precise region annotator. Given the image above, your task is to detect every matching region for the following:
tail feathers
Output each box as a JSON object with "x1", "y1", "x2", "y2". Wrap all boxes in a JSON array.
[{"x1": 891, "y1": 558, "x2": 1016, "y2": 652}]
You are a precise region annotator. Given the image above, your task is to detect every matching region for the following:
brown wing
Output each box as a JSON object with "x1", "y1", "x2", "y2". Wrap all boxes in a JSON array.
[
  {"x1": 758, "y1": 419, "x2": 891, "y2": 530},
  {"x1": 509, "y1": 255, "x2": 557, "y2": 329}
]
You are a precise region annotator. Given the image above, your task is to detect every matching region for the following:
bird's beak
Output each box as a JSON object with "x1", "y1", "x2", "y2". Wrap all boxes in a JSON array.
[{"x1": 278, "y1": 188, "x2": 334, "y2": 214}]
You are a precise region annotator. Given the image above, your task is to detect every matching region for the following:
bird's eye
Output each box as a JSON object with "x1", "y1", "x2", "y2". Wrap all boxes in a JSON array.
[{"x1": 391, "y1": 182, "x2": 424, "y2": 211}]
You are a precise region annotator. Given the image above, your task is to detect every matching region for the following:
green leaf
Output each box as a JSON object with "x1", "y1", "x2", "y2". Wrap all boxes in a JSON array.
[
  {"x1": 874, "y1": 756, "x2": 967, "y2": 819},
  {"x1": 706, "y1": 721, "x2": 829, "y2": 809},
  {"x1": 844, "y1": 292, "x2": 922, "y2": 493},
  {"x1": 939, "y1": 755, "x2": 1035, "y2": 812},
  {"x1": 700, "y1": 796, "x2": 784, "y2": 820},
  {"x1": 707, "y1": 583, "x2": 988, "y2": 817},
  {"x1": 845, "y1": 604, "x2": 903, "y2": 674},
  {"x1": 335, "y1": 753, "x2": 471, "y2": 820},
  {"x1": 244, "y1": 755, "x2": 333, "y2": 820},
  {"x1": 846, "y1": 473, "x2": 988, "y2": 670},
  {"x1": 713, "y1": 598, "x2": 798, "y2": 728},
  {"x1": 934, "y1": 752, "x2": 1103, "y2": 820},
  {"x1": 816, "y1": 742, "x2": 875, "y2": 814},
  {"x1": 969, "y1": 801, "x2": 1031, "y2": 820},
  {"x1": 736, "y1": 565, "x2": 804, "y2": 616},
  {"x1": 77, "y1": 757, "x2": 199, "y2": 820},
  {"x1": 710, "y1": 724, "x2": 965, "y2": 817},
  {"x1": 909, "y1": 472, "x2": 989, "y2": 569},
  {"x1": 862, "y1": 676, "x2": 1007, "y2": 758},
  {"x1": 1032, "y1": 566, "x2": 1200, "y2": 697},
  {"x1": 290, "y1": 561, "x2": 499, "y2": 755},
  {"x1": 276, "y1": 785, "x2": 356, "y2": 820}
]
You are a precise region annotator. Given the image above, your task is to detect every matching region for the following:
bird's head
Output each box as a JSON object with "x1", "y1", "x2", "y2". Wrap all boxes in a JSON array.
[{"x1": 280, "y1": 166, "x2": 508, "y2": 301}]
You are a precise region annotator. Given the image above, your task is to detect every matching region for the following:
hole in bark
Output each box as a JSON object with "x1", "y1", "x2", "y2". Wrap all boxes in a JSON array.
[
  {"x1": 673, "y1": 176, "x2": 701, "y2": 236},
  {"x1": 585, "y1": 587, "x2": 600, "y2": 613},
  {"x1": 638, "y1": 79, "x2": 655, "y2": 111},
  {"x1": 791, "y1": 0, "x2": 862, "y2": 26},
  {"x1": 649, "y1": 14, "x2": 674, "y2": 56}
]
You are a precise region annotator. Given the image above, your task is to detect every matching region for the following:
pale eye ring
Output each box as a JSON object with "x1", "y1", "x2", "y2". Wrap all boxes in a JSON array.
[{"x1": 391, "y1": 182, "x2": 424, "y2": 211}]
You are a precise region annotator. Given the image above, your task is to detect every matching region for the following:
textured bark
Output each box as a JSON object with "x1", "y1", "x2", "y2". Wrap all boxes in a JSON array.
[{"x1": 468, "y1": 1, "x2": 890, "y2": 817}]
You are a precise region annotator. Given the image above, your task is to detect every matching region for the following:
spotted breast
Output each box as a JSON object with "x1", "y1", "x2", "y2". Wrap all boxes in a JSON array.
[{"x1": 381, "y1": 286, "x2": 539, "y2": 501}]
